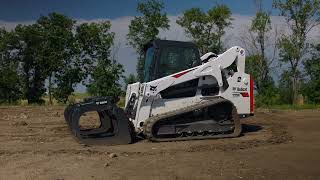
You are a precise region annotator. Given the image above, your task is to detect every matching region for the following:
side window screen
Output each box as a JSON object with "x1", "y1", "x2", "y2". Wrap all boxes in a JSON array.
[
  {"x1": 157, "y1": 47, "x2": 200, "y2": 79},
  {"x1": 144, "y1": 47, "x2": 155, "y2": 82}
]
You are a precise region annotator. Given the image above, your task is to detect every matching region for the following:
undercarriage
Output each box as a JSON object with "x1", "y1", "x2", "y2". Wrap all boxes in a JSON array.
[{"x1": 144, "y1": 98, "x2": 241, "y2": 142}]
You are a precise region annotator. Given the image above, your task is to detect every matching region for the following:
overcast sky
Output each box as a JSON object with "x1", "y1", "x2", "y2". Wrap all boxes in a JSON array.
[
  {"x1": 0, "y1": 0, "x2": 319, "y2": 92},
  {"x1": 0, "y1": 0, "x2": 277, "y2": 21}
]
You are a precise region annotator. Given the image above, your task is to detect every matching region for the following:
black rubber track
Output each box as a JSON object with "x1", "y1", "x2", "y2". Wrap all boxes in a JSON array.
[
  {"x1": 143, "y1": 98, "x2": 241, "y2": 142},
  {"x1": 64, "y1": 97, "x2": 134, "y2": 145}
]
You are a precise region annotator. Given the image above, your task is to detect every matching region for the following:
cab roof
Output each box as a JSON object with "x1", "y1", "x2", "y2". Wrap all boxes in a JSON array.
[{"x1": 143, "y1": 39, "x2": 198, "y2": 52}]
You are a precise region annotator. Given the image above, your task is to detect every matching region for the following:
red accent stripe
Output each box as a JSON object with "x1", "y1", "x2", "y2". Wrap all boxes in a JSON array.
[
  {"x1": 250, "y1": 75, "x2": 254, "y2": 113},
  {"x1": 240, "y1": 92, "x2": 249, "y2": 97},
  {"x1": 172, "y1": 69, "x2": 194, "y2": 78}
]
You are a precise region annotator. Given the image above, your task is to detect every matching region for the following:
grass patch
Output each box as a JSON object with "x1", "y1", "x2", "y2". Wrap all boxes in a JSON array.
[
  {"x1": 1, "y1": 92, "x2": 92, "y2": 106},
  {"x1": 117, "y1": 96, "x2": 126, "y2": 108},
  {"x1": 260, "y1": 104, "x2": 320, "y2": 110},
  {"x1": 72, "y1": 92, "x2": 91, "y2": 99},
  {"x1": 1, "y1": 93, "x2": 127, "y2": 108}
]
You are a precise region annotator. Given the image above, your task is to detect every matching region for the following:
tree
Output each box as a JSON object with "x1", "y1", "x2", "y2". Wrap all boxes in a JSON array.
[
  {"x1": 36, "y1": 13, "x2": 86, "y2": 104},
  {"x1": 77, "y1": 21, "x2": 124, "y2": 99},
  {"x1": 124, "y1": 74, "x2": 137, "y2": 89},
  {"x1": 244, "y1": 11, "x2": 273, "y2": 94},
  {"x1": 127, "y1": 0, "x2": 170, "y2": 81},
  {"x1": 303, "y1": 44, "x2": 320, "y2": 103},
  {"x1": 87, "y1": 60, "x2": 124, "y2": 99},
  {"x1": 250, "y1": 11, "x2": 272, "y2": 91},
  {"x1": 8, "y1": 13, "x2": 82, "y2": 104},
  {"x1": 246, "y1": 55, "x2": 278, "y2": 106},
  {"x1": 0, "y1": 28, "x2": 22, "y2": 103},
  {"x1": 273, "y1": 0, "x2": 320, "y2": 104},
  {"x1": 241, "y1": 1, "x2": 279, "y2": 98},
  {"x1": 37, "y1": 13, "x2": 76, "y2": 104},
  {"x1": 1, "y1": 13, "x2": 123, "y2": 104},
  {"x1": 14, "y1": 24, "x2": 48, "y2": 104},
  {"x1": 207, "y1": 5, "x2": 233, "y2": 53},
  {"x1": 53, "y1": 64, "x2": 86, "y2": 103},
  {"x1": 176, "y1": 5, "x2": 232, "y2": 55}
]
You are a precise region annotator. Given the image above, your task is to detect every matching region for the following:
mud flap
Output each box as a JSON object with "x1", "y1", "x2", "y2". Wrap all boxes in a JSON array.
[{"x1": 64, "y1": 97, "x2": 134, "y2": 145}]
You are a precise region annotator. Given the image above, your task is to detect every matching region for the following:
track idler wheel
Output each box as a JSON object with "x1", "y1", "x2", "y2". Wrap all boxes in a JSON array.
[{"x1": 64, "y1": 97, "x2": 134, "y2": 145}]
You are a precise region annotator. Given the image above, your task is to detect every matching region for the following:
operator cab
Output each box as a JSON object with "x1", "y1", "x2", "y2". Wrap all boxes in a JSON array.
[{"x1": 143, "y1": 39, "x2": 201, "y2": 82}]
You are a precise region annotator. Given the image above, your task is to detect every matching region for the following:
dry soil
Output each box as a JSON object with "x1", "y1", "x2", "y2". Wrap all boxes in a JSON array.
[{"x1": 0, "y1": 106, "x2": 319, "y2": 180}]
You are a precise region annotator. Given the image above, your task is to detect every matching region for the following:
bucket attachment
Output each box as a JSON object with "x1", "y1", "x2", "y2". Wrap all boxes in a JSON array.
[{"x1": 64, "y1": 97, "x2": 134, "y2": 145}]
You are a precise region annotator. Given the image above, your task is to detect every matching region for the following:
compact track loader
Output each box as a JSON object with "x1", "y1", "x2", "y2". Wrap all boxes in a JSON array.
[{"x1": 64, "y1": 40, "x2": 254, "y2": 145}]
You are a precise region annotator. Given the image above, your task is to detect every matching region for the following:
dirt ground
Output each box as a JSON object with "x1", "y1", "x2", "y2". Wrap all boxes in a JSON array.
[{"x1": 0, "y1": 106, "x2": 319, "y2": 180}]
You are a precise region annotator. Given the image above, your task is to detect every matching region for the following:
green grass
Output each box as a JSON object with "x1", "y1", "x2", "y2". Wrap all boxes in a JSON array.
[
  {"x1": 3, "y1": 92, "x2": 319, "y2": 111},
  {"x1": 41, "y1": 92, "x2": 91, "y2": 105},
  {"x1": 1, "y1": 93, "x2": 128, "y2": 108},
  {"x1": 117, "y1": 96, "x2": 126, "y2": 108},
  {"x1": 0, "y1": 92, "x2": 92, "y2": 106},
  {"x1": 71, "y1": 92, "x2": 91, "y2": 99},
  {"x1": 260, "y1": 104, "x2": 320, "y2": 110}
]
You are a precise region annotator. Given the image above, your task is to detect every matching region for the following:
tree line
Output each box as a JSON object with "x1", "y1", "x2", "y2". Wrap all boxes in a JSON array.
[
  {"x1": 244, "y1": 0, "x2": 320, "y2": 105},
  {"x1": 0, "y1": 13, "x2": 123, "y2": 104},
  {"x1": 0, "y1": 0, "x2": 320, "y2": 106}
]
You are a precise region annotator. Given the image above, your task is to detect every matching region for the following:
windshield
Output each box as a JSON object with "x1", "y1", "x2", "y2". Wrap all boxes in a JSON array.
[
  {"x1": 144, "y1": 47, "x2": 155, "y2": 82},
  {"x1": 156, "y1": 46, "x2": 200, "y2": 79}
]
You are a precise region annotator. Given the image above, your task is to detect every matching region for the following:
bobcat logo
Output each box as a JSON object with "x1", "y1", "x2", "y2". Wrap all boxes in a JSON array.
[
  {"x1": 96, "y1": 100, "x2": 108, "y2": 105},
  {"x1": 149, "y1": 85, "x2": 157, "y2": 92}
]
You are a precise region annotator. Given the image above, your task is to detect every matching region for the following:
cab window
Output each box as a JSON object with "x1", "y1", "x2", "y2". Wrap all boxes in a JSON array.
[
  {"x1": 156, "y1": 46, "x2": 200, "y2": 79},
  {"x1": 144, "y1": 47, "x2": 155, "y2": 82}
]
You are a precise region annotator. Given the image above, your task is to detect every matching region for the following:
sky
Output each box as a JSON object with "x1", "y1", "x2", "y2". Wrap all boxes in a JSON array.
[
  {"x1": 0, "y1": 0, "x2": 319, "y2": 92},
  {"x1": 0, "y1": 0, "x2": 276, "y2": 21}
]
